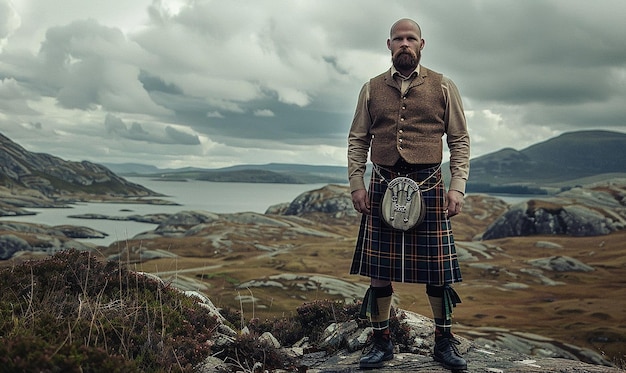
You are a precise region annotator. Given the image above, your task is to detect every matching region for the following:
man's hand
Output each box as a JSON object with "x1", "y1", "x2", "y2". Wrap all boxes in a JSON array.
[
  {"x1": 446, "y1": 190, "x2": 465, "y2": 218},
  {"x1": 351, "y1": 189, "x2": 371, "y2": 215}
]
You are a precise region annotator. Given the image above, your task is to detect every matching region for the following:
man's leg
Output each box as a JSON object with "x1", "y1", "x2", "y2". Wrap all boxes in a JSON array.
[
  {"x1": 359, "y1": 279, "x2": 394, "y2": 369},
  {"x1": 427, "y1": 284, "x2": 466, "y2": 371}
]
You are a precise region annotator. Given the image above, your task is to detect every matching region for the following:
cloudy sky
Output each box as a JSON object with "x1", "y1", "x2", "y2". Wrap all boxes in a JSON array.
[{"x1": 1, "y1": 0, "x2": 625, "y2": 170}]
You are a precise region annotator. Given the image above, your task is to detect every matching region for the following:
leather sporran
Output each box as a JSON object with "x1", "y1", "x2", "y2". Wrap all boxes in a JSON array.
[{"x1": 380, "y1": 176, "x2": 425, "y2": 231}]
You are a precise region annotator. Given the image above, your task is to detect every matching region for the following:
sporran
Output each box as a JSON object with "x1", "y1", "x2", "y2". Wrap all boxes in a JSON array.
[{"x1": 375, "y1": 164, "x2": 441, "y2": 231}]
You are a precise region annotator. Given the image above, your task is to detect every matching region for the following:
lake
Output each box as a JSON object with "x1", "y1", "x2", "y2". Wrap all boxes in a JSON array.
[
  {"x1": 0, "y1": 178, "x2": 329, "y2": 246},
  {"x1": 0, "y1": 178, "x2": 532, "y2": 247}
]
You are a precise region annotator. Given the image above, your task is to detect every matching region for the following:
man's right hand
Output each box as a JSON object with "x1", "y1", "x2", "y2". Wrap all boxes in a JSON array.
[{"x1": 351, "y1": 189, "x2": 371, "y2": 215}]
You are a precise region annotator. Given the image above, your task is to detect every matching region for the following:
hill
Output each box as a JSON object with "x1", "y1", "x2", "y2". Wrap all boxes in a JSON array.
[
  {"x1": 0, "y1": 132, "x2": 175, "y2": 217},
  {"x1": 461, "y1": 130, "x2": 626, "y2": 191},
  {"x1": 0, "y1": 132, "x2": 158, "y2": 198}
]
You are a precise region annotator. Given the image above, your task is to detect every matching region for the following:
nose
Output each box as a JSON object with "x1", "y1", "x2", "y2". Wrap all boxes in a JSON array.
[{"x1": 400, "y1": 37, "x2": 414, "y2": 48}]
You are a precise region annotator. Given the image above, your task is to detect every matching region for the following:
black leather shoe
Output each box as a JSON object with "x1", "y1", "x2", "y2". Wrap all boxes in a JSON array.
[
  {"x1": 359, "y1": 336, "x2": 394, "y2": 369},
  {"x1": 433, "y1": 335, "x2": 467, "y2": 371}
]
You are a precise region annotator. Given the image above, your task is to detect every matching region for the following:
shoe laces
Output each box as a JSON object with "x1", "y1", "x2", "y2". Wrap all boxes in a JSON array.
[
  {"x1": 361, "y1": 334, "x2": 376, "y2": 355},
  {"x1": 438, "y1": 335, "x2": 462, "y2": 356},
  {"x1": 361, "y1": 334, "x2": 389, "y2": 355}
]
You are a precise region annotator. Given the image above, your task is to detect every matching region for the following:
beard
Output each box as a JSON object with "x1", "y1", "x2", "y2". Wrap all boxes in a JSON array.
[{"x1": 392, "y1": 48, "x2": 420, "y2": 71}]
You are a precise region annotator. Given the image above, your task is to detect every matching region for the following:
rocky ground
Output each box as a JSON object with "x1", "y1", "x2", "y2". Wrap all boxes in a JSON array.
[
  {"x1": 178, "y1": 283, "x2": 625, "y2": 372},
  {"x1": 1, "y1": 180, "x2": 625, "y2": 371}
]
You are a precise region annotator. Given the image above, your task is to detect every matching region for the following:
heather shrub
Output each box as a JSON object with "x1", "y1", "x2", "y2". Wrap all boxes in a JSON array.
[{"x1": 0, "y1": 249, "x2": 218, "y2": 372}]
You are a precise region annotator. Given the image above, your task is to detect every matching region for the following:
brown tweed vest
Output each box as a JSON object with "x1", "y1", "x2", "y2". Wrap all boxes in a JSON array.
[{"x1": 368, "y1": 67, "x2": 446, "y2": 166}]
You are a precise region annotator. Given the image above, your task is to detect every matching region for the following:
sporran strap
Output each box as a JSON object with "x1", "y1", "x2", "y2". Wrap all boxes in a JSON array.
[{"x1": 373, "y1": 163, "x2": 442, "y2": 192}]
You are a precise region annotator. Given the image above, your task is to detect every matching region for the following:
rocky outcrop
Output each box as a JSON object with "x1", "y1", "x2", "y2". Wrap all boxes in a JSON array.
[
  {"x1": 269, "y1": 184, "x2": 358, "y2": 218},
  {"x1": 133, "y1": 269, "x2": 621, "y2": 373},
  {"x1": 198, "y1": 303, "x2": 621, "y2": 372},
  {"x1": 300, "y1": 315, "x2": 622, "y2": 372},
  {"x1": 0, "y1": 133, "x2": 171, "y2": 217},
  {"x1": 483, "y1": 181, "x2": 626, "y2": 239},
  {"x1": 0, "y1": 221, "x2": 99, "y2": 259}
]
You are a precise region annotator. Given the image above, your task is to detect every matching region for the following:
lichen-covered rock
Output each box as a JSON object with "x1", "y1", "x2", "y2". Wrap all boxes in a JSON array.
[
  {"x1": 0, "y1": 234, "x2": 31, "y2": 260},
  {"x1": 483, "y1": 182, "x2": 626, "y2": 239},
  {"x1": 528, "y1": 256, "x2": 595, "y2": 272},
  {"x1": 281, "y1": 184, "x2": 356, "y2": 217}
]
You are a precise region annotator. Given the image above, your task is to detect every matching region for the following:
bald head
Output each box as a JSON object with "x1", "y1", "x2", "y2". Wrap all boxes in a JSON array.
[
  {"x1": 387, "y1": 18, "x2": 424, "y2": 75},
  {"x1": 390, "y1": 18, "x2": 422, "y2": 38}
]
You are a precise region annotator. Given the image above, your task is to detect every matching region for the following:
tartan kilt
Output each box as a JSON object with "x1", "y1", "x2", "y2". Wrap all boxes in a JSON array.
[{"x1": 350, "y1": 164, "x2": 463, "y2": 285}]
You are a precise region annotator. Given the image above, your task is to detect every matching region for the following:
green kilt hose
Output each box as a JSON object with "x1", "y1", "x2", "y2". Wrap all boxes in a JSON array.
[{"x1": 350, "y1": 164, "x2": 463, "y2": 285}]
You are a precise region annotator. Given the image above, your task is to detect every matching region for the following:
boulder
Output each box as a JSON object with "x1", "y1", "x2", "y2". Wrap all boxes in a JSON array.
[
  {"x1": 0, "y1": 234, "x2": 31, "y2": 260},
  {"x1": 281, "y1": 184, "x2": 356, "y2": 217},
  {"x1": 483, "y1": 182, "x2": 626, "y2": 239}
]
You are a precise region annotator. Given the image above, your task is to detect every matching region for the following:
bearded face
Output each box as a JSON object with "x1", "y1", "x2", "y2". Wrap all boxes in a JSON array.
[{"x1": 392, "y1": 47, "x2": 420, "y2": 72}]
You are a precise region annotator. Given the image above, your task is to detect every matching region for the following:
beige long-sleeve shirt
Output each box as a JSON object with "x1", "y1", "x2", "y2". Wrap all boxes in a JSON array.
[{"x1": 347, "y1": 65, "x2": 470, "y2": 194}]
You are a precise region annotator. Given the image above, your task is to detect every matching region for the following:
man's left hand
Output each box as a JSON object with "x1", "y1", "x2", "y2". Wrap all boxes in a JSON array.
[{"x1": 446, "y1": 190, "x2": 464, "y2": 217}]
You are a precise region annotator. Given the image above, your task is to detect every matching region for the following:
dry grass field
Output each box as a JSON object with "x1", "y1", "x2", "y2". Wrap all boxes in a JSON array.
[{"x1": 100, "y1": 195, "x2": 626, "y2": 365}]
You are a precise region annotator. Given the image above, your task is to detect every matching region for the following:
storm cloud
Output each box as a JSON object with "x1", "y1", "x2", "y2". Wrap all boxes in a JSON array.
[{"x1": 1, "y1": 0, "x2": 624, "y2": 168}]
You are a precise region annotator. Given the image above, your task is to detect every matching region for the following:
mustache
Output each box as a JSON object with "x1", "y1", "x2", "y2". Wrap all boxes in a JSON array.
[{"x1": 393, "y1": 47, "x2": 417, "y2": 59}]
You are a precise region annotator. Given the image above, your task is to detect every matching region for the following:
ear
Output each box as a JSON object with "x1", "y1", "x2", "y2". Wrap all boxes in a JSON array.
[
  {"x1": 420, "y1": 39, "x2": 425, "y2": 50},
  {"x1": 387, "y1": 38, "x2": 391, "y2": 50}
]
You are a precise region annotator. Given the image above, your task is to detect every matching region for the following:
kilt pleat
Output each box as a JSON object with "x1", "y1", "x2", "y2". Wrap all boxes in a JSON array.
[{"x1": 350, "y1": 164, "x2": 463, "y2": 285}]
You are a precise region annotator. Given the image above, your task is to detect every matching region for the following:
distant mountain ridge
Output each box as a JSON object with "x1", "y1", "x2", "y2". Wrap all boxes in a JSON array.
[
  {"x1": 107, "y1": 130, "x2": 626, "y2": 192},
  {"x1": 461, "y1": 130, "x2": 626, "y2": 192},
  {"x1": 1, "y1": 130, "x2": 624, "y2": 197},
  {"x1": 104, "y1": 162, "x2": 349, "y2": 184}
]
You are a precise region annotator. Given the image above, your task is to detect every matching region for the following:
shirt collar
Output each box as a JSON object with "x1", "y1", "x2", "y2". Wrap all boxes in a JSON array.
[{"x1": 392, "y1": 64, "x2": 421, "y2": 80}]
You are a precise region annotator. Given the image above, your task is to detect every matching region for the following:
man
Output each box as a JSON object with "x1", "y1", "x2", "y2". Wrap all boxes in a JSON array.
[{"x1": 347, "y1": 18, "x2": 469, "y2": 371}]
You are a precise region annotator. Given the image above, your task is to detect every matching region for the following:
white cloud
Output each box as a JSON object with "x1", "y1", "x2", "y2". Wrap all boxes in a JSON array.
[
  {"x1": 206, "y1": 111, "x2": 223, "y2": 118},
  {"x1": 0, "y1": 0, "x2": 20, "y2": 52},
  {"x1": 254, "y1": 109, "x2": 274, "y2": 117}
]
